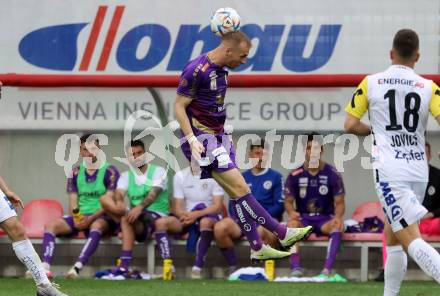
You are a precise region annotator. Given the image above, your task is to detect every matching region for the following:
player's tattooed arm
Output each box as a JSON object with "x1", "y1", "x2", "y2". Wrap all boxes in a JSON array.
[
  {"x1": 140, "y1": 187, "x2": 163, "y2": 208},
  {"x1": 344, "y1": 113, "x2": 371, "y2": 136},
  {"x1": 127, "y1": 187, "x2": 163, "y2": 223}
]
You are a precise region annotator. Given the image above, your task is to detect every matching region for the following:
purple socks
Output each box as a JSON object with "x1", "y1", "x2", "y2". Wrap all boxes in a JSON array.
[
  {"x1": 78, "y1": 230, "x2": 102, "y2": 266},
  {"x1": 42, "y1": 232, "x2": 56, "y2": 265},
  {"x1": 230, "y1": 193, "x2": 287, "y2": 251},
  {"x1": 220, "y1": 248, "x2": 237, "y2": 268},
  {"x1": 324, "y1": 231, "x2": 342, "y2": 271},
  {"x1": 229, "y1": 198, "x2": 263, "y2": 251},
  {"x1": 289, "y1": 252, "x2": 301, "y2": 270},
  {"x1": 194, "y1": 230, "x2": 213, "y2": 268},
  {"x1": 119, "y1": 250, "x2": 132, "y2": 270},
  {"x1": 155, "y1": 231, "x2": 171, "y2": 259}
]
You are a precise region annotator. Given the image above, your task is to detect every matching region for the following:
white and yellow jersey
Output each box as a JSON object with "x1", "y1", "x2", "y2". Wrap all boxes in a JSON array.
[{"x1": 346, "y1": 65, "x2": 440, "y2": 182}]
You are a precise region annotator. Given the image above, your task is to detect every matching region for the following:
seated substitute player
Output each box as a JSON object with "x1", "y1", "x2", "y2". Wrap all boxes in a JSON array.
[
  {"x1": 420, "y1": 142, "x2": 440, "y2": 235},
  {"x1": 151, "y1": 163, "x2": 225, "y2": 279},
  {"x1": 284, "y1": 133, "x2": 346, "y2": 281},
  {"x1": 214, "y1": 140, "x2": 285, "y2": 272},
  {"x1": 174, "y1": 30, "x2": 311, "y2": 260},
  {"x1": 39, "y1": 134, "x2": 120, "y2": 279},
  {"x1": 344, "y1": 29, "x2": 440, "y2": 296},
  {"x1": 105, "y1": 140, "x2": 169, "y2": 275},
  {"x1": 0, "y1": 176, "x2": 68, "y2": 295}
]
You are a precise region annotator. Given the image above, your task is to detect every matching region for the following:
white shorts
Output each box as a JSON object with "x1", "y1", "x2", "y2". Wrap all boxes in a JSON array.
[
  {"x1": 375, "y1": 181, "x2": 427, "y2": 232},
  {"x1": 0, "y1": 194, "x2": 17, "y2": 224}
]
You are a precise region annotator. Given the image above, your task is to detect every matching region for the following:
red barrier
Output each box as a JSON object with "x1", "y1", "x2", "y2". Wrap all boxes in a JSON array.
[{"x1": 1, "y1": 73, "x2": 440, "y2": 88}]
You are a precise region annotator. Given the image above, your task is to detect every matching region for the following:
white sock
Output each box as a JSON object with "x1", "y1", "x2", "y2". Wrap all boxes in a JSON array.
[
  {"x1": 384, "y1": 245, "x2": 407, "y2": 296},
  {"x1": 12, "y1": 239, "x2": 50, "y2": 285},
  {"x1": 407, "y1": 238, "x2": 440, "y2": 283},
  {"x1": 74, "y1": 262, "x2": 83, "y2": 270},
  {"x1": 42, "y1": 262, "x2": 50, "y2": 271}
]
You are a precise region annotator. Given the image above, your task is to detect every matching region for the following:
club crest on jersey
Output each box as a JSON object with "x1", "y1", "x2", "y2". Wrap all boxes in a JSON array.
[
  {"x1": 428, "y1": 185, "x2": 436, "y2": 196},
  {"x1": 202, "y1": 182, "x2": 208, "y2": 190},
  {"x1": 319, "y1": 185, "x2": 329, "y2": 195},
  {"x1": 263, "y1": 180, "x2": 273, "y2": 190}
]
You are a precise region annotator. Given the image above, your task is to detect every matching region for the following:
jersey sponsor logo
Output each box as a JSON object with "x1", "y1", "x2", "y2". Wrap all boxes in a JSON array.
[
  {"x1": 18, "y1": 5, "x2": 341, "y2": 73},
  {"x1": 394, "y1": 149, "x2": 425, "y2": 163},
  {"x1": 379, "y1": 182, "x2": 403, "y2": 222},
  {"x1": 299, "y1": 177, "x2": 308, "y2": 184},
  {"x1": 307, "y1": 199, "x2": 323, "y2": 215},
  {"x1": 319, "y1": 185, "x2": 329, "y2": 195},
  {"x1": 378, "y1": 78, "x2": 424, "y2": 88},
  {"x1": 319, "y1": 175, "x2": 328, "y2": 184},
  {"x1": 263, "y1": 180, "x2": 273, "y2": 190}
]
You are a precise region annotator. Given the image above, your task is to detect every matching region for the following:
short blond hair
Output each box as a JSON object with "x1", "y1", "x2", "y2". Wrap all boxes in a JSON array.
[{"x1": 221, "y1": 30, "x2": 252, "y2": 47}]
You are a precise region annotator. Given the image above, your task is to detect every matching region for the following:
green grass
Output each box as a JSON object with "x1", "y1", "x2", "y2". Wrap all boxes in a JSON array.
[{"x1": 0, "y1": 278, "x2": 437, "y2": 296}]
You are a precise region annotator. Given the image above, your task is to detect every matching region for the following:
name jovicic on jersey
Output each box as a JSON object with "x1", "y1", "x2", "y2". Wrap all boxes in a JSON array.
[{"x1": 345, "y1": 65, "x2": 440, "y2": 182}]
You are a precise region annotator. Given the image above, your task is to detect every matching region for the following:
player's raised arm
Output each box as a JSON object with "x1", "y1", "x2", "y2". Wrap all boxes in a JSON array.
[
  {"x1": 174, "y1": 95, "x2": 194, "y2": 138},
  {"x1": 344, "y1": 77, "x2": 371, "y2": 136}
]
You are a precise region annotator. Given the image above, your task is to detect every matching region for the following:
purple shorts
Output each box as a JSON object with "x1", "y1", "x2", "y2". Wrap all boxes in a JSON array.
[
  {"x1": 135, "y1": 211, "x2": 163, "y2": 242},
  {"x1": 181, "y1": 133, "x2": 236, "y2": 179},
  {"x1": 62, "y1": 214, "x2": 119, "y2": 237},
  {"x1": 301, "y1": 215, "x2": 333, "y2": 236}
]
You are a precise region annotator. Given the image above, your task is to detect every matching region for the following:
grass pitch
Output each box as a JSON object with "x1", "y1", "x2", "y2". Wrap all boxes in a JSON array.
[{"x1": 0, "y1": 278, "x2": 437, "y2": 296}]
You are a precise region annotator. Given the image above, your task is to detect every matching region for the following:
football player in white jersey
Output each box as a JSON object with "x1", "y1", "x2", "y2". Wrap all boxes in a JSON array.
[
  {"x1": 0, "y1": 175, "x2": 67, "y2": 296},
  {"x1": 345, "y1": 29, "x2": 440, "y2": 296}
]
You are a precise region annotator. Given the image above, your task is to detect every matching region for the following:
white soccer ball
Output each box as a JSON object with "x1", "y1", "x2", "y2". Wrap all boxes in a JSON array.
[{"x1": 210, "y1": 7, "x2": 241, "y2": 37}]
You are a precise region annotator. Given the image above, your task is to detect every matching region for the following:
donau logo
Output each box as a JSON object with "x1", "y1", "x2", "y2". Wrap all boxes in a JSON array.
[
  {"x1": 19, "y1": 6, "x2": 125, "y2": 71},
  {"x1": 18, "y1": 5, "x2": 341, "y2": 73}
]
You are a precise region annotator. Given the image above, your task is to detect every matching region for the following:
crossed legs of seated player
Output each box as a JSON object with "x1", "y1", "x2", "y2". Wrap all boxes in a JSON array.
[
  {"x1": 383, "y1": 221, "x2": 440, "y2": 296},
  {"x1": 287, "y1": 217, "x2": 343, "y2": 276},
  {"x1": 113, "y1": 212, "x2": 162, "y2": 271},
  {"x1": 1, "y1": 216, "x2": 67, "y2": 295},
  {"x1": 41, "y1": 214, "x2": 115, "y2": 278},
  {"x1": 211, "y1": 169, "x2": 311, "y2": 258}
]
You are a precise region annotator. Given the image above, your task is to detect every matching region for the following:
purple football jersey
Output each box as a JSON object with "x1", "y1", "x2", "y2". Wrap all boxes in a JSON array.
[
  {"x1": 284, "y1": 163, "x2": 345, "y2": 217},
  {"x1": 176, "y1": 53, "x2": 228, "y2": 135}
]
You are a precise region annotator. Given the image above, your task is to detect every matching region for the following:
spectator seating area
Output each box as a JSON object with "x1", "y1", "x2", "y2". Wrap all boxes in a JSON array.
[{"x1": 1, "y1": 199, "x2": 439, "y2": 281}]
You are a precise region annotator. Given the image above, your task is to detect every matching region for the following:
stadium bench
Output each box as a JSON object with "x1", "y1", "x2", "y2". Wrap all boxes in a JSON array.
[{"x1": 1, "y1": 199, "x2": 440, "y2": 281}]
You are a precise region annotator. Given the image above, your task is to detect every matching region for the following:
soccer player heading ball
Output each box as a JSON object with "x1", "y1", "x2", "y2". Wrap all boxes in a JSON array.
[
  {"x1": 345, "y1": 29, "x2": 440, "y2": 295},
  {"x1": 174, "y1": 11, "x2": 312, "y2": 260}
]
